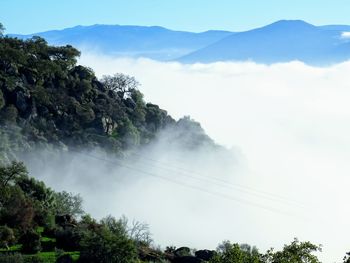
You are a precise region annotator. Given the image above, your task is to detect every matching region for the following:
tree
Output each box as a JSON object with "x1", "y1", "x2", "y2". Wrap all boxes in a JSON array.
[
  {"x1": 100, "y1": 73, "x2": 139, "y2": 99},
  {"x1": 119, "y1": 216, "x2": 153, "y2": 246},
  {"x1": 54, "y1": 191, "x2": 84, "y2": 217},
  {"x1": 0, "y1": 161, "x2": 27, "y2": 189},
  {"x1": 262, "y1": 238, "x2": 322, "y2": 263},
  {"x1": 19, "y1": 230, "x2": 41, "y2": 254},
  {"x1": 343, "y1": 252, "x2": 350, "y2": 263},
  {"x1": 16, "y1": 176, "x2": 55, "y2": 209},
  {"x1": 0, "y1": 186, "x2": 34, "y2": 230},
  {"x1": 48, "y1": 44, "x2": 81, "y2": 69},
  {"x1": 0, "y1": 226, "x2": 15, "y2": 250},
  {"x1": 210, "y1": 241, "x2": 262, "y2": 263},
  {"x1": 0, "y1": 23, "x2": 5, "y2": 36},
  {"x1": 79, "y1": 216, "x2": 137, "y2": 263}
]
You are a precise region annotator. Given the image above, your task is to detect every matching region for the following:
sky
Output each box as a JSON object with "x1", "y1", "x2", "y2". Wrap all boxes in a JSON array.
[{"x1": 1, "y1": 0, "x2": 350, "y2": 34}]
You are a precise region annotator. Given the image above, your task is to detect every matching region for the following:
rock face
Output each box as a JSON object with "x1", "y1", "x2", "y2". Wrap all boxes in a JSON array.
[
  {"x1": 174, "y1": 247, "x2": 192, "y2": 257},
  {"x1": 101, "y1": 116, "x2": 117, "y2": 135}
]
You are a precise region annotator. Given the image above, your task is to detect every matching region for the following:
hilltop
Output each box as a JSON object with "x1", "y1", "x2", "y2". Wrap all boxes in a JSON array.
[{"x1": 0, "y1": 35, "x2": 217, "y2": 162}]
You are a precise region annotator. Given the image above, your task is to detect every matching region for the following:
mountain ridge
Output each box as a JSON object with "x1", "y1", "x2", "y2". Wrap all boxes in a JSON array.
[
  {"x1": 9, "y1": 24, "x2": 234, "y2": 61},
  {"x1": 8, "y1": 20, "x2": 350, "y2": 65},
  {"x1": 179, "y1": 20, "x2": 350, "y2": 65}
]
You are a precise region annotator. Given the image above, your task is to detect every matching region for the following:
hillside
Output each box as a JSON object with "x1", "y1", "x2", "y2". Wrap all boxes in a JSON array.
[{"x1": 0, "y1": 35, "x2": 217, "y2": 163}]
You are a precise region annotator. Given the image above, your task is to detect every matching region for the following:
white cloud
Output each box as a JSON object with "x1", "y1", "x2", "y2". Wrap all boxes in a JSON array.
[
  {"x1": 341, "y1": 31, "x2": 350, "y2": 39},
  {"x1": 48, "y1": 54, "x2": 350, "y2": 263}
]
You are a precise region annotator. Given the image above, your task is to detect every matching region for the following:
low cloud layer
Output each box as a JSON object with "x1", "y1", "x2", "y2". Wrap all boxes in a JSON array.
[
  {"x1": 31, "y1": 55, "x2": 350, "y2": 262},
  {"x1": 341, "y1": 31, "x2": 350, "y2": 39}
]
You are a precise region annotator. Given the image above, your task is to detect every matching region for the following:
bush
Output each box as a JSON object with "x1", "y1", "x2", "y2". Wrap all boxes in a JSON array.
[
  {"x1": 0, "y1": 226, "x2": 15, "y2": 249},
  {"x1": 0, "y1": 253, "x2": 23, "y2": 263},
  {"x1": 56, "y1": 254, "x2": 73, "y2": 263},
  {"x1": 0, "y1": 105, "x2": 18, "y2": 123},
  {"x1": 55, "y1": 227, "x2": 80, "y2": 251},
  {"x1": 210, "y1": 241, "x2": 262, "y2": 263},
  {"x1": 41, "y1": 240, "x2": 56, "y2": 252},
  {"x1": 22, "y1": 255, "x2": 44, "y2": 263},
  {"x1": 42, "y1": 227, "x2": 56, "y2": 239},
  {"x1": 79, "y1": 217, "x2": 137, "y2": 263},
  {"x1": 19, "y1": 230, "x2": 41, "y2": 254}
]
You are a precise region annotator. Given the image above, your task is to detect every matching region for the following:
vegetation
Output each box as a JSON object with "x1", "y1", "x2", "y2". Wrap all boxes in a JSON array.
[{"x1": 0, "y1": 33, "x2": 183, "y2": 162}]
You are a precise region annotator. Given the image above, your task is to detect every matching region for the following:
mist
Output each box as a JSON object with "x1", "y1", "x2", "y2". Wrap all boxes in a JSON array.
[{"x1": 25, "y1": 54, "x2": 350, "y2": 263}]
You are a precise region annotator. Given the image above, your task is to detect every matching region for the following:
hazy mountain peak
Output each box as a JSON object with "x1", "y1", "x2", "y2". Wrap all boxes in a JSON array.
[
  {"x1": 261, "y1": 19, "x2": 317, "y2": 31},
  {"x1": 179, "y1": 19, "x2": 350, "y2": 65}
]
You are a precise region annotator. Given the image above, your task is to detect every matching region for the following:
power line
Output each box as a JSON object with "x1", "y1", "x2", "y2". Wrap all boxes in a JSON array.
[
  {"x1": 122, "y1": 151, "x2": 307, "y2": 208},
  {"x1": 0, "y1": 126, "x2": 303, "y2": 214},
  {"x1": 70, "y1": 149, "x2": 294, "y2": 216}
]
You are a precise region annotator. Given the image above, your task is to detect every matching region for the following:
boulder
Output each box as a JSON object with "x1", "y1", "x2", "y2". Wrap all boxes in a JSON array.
[
  {"x1": 174, "y1": 247, "x2": 192, "y2": 257},
  {"x1": 101, "y1": 116, "x2": 117, "y2": 135}
]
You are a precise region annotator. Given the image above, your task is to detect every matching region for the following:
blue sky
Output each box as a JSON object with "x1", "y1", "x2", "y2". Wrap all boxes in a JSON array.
[{"x1": 1, "y1": 0, "x2": 350, "y2": 34}]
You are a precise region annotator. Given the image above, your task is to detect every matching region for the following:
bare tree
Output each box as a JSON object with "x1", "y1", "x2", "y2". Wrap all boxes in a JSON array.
[
  {"x1": 120, "y1": 216, "x2": 153, "y2": 246},
  {"x1": 54, "y1": 191, "x2": 84, "y2": 217},
  {"x1": 100, "y1": 73, "x2": 139, "y2": 99}
]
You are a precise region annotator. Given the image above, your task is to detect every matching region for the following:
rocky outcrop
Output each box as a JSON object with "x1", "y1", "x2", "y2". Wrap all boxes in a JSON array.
[{"x1": 101, "y1": 116, "x2": 117, "y2": 135}]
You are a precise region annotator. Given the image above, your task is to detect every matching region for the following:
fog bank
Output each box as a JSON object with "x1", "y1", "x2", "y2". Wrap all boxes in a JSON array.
[{"x1": 32, "y1": 55, "x2": 350, "y2": 262}]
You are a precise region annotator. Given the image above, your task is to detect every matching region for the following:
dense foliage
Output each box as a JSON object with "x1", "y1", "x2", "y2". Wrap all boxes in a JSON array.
[{"x1": 0, "y1": 34, "x2": 179, "y2": 162}]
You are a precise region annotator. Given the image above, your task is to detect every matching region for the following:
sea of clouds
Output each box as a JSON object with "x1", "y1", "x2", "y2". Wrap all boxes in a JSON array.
[{"x1": 29, "y1": 54, "x2": 350, "y2": 263}]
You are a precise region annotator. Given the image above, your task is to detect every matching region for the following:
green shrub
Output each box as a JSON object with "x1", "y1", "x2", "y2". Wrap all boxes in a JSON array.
[
  {"x1": 0, "y1": 105, "x2": 18, "y2": 123},
  {"x1": 41, "y1": 240, "x2": 56, "y2": 252},
  {"x1": 0, "y1": 253, "x2": 23, "y2": 263},
  {"x1": 20, "y1": 231, "x2": 41, "y2": 254},
  {"x1": 79, "y1": 217, "x2": 137, "y2": 263},
  {"x1": 56, "y1": 254, "x2": 73, "y2": 263},
  {"x1": 55, "y1": 227, "x2": 80, "y2": 252},
  {"x1": 23, "y1": 255, "x2": 44, "y2": 263},
  {"x1": 0, "y1": 226, "x2": 15, "y2": 249}
]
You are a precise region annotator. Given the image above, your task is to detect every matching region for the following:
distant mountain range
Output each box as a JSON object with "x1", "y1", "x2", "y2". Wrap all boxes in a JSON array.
[
  {"x1": 9, "y1": 20, "x2": 350, "y2": 65},
  {"x1": 9, "y1": 25, "x2": 233, "y2": 61}
]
